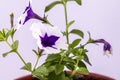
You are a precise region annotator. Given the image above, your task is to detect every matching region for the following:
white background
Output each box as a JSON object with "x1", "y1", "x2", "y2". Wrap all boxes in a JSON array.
[{"x1": 0, "y1": 0, "x2": 120, "y2": 80}]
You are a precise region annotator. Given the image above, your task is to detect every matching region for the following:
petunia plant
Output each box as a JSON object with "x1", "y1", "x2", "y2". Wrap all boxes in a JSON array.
[{"x1": 0, "y1": 0, "x2": 112, "y2": 80}]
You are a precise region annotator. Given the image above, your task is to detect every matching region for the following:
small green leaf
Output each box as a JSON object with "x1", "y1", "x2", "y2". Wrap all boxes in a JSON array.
[
  {"x1": 2, "y1": 50, "x2": 14, "y2": 57},
  {"x1": 83, "y1": 54, "x2": 92, "y2": 66},
  {"x1": 21, "y1": 62, "x2": 32, "y2": 72},
  {"x1": 70, "y1": 29, "x2": 84, "y2": 38},
  {"x1": 77, "y1": 67, "x2": 89, "y2": 75},
  {"x1": 65, "y1": 63, "x2": 75, "y2": 70},
  {"x1": 77, "y1": 61, "x2": 89, "y2": 74},
  {"x1": 67, "y1": 20, "x2": 75, "y2": 29},
  {"x1": 0, "y1": 31, "x2": 5, "y2": 41},
  {"x1": 63, "y1": 57, "x2": 75, "y2": 63},
  {"x1": 45, "y1": 1, "x2": 63, "y2": 12},
  {"x1": 69, "y1": 39, "x2": 81, "y2": 48},
  {"x1": 78, "y1": 61, "x2": 87, "y2": 68},
  {"x1": 46, "y1": 54, "x2": 61, "y2": 62},
  {"x1": 11, "y1": 40, "x2": 19, "y2": 50},
  {"x1": 75, "y1": 0, "x2": 82, "y2": 5},
  {"x1": 55, "y1": 64, "x2": 64, "y2": 75},
  {"x1": 0, "y1": 29, "x2": 9, "y2": 41}
]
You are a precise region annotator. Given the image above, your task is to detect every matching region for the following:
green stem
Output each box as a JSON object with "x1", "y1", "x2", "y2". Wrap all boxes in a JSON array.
[
  {"x1": 33, "y1": 56, "x2": 40, "y2": 71},
  {"x1": 5, "y1": 40, "x2": 12, "y2": 48},
  {"x1": 5, "y1": 40, "x2": 31, "y2": 72},
  {"x1": 63, "y1": 3, "x2": 69, "y2": 44},
  {"x1": 15, "y1": 51, "x2": 28, "y2": 67},
  {"x1": 70, "y1": 59, "x2": 79, "y2": 77}
]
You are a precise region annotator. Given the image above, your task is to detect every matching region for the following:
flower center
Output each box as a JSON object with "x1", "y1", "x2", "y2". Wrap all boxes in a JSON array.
[{"x1": 40, "y1": 33, "x2": 59, "y2": 49}]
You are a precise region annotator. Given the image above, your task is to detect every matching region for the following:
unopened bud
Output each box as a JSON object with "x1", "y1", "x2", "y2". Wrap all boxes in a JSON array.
[{"x1": 9, "y1": 12, "x2": 14, "y2": 28}]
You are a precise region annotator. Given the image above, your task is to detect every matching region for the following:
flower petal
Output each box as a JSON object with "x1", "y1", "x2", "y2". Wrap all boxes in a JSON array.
[
  {"x1": 16, "y1": 0, "x2": 44, "y2": 29},
  {"x1": 93, "y1": 39, "x2": 112, "y2": 55},
  {"x1": 30, "y1": 22, "x2": 67, "y2": 53}
]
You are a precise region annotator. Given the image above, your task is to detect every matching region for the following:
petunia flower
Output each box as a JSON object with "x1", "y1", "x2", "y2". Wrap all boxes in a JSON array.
[
  {"x1": 93, "y1": 39, "x2": 112, "y2": 56},
  {"x1": 16, "y1": 0, "x2": 44, "y2": 29},
  {"x1": 30, "y1": 22, "x2": 67, "y2": 53}
]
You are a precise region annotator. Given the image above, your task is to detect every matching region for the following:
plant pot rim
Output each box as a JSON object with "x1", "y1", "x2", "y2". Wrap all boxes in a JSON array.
[{"x1": 15, "y1": 71, "x2": 115, "y2": 80}]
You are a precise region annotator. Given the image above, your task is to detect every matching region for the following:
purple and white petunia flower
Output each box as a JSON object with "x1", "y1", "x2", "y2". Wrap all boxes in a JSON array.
[
  {"x1": 93, "y1": 39, "x2": 112, "y2": 55},
  {"x1": 30, "y1": 22, "x2": 67, "y2": 53},
  {"x1": 16, "y1": 0, "x2": 44, "y2": 29}
]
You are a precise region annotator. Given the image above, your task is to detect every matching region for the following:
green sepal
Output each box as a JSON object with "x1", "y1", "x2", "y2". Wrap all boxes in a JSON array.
[
  {"x1": 70, "y1": 29, "x2": 84, "y2": 38},
  {"x1": 45, "y1": 1, "x2": 63, "y2": 12},
  {"x1": 10, "y1": 27, "x2": 16, "y2": 39},
  {"x1": 21, "y1": 62, "x2": 32, "y2": 72},
  {"x1": 32, "y1": 49, "x2": 39, "y2": 56}
]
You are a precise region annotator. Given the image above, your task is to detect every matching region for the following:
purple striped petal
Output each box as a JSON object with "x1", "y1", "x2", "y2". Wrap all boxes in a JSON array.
[
  {"x1": 40, "y1": 33, "x2": 59, "y2": 49},
  {"x1": 19, "y1": 1, "x2": 44, "y2": 25},
  {"x1": 94, "y1": 39, "x2": 112, "y2": 54}
]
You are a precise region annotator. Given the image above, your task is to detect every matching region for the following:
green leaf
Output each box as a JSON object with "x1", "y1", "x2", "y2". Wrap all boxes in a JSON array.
[
  {"x1": 11, "y1": 40, "x2": 19, "y2": 50},
  {"x1": 0, "y1": 29, "x2": 9, "y2": 41},
  {"x1": 48, "y1": 71, "x2": 68, "y2": 80},
  {"x1": 46, "y1": 54, "x2": 61, "y2": 62},
  {"x1": 55, "y1": 64, "x2": 64, "y2": 75},
  {"x1": 67, "y1": 20, "x2": 75, "y2": 29},
  {"x1": 57, "y1": 72, "x2": 68, "y2": 80},
  {"x1": 2, "y1": 50, "x2": 14, "y2": 57},
  {"x1": 63, "y1": 57, "x2": 75, "y2": 63},
  {"x1": 47, "y1": 66, "x2": 55, "y2": 73},
  {"x1": 77, "y1": 61, "x2": 89, "y2": 74},
  {"x1": 75, "y1": 0, "x2": 82, "y2": 5},
  {"x1": 33, "y1": 65, "x2": 48, "y2": 76},
  {"x1": 45, "y1": 1, "x2": 63, "y2": 12},
  {"x1": 70, "y1": 29, "x2": 84, "y2": 38},
  {"x1": 69, "y1": 39, "x2": 81, "y2": 48},
  {"x1": 0, "y1": 31, "x2": 5, "y2": 41},
  {"x1": 65, "y1": 63, "x2": 75, "y2": 70},
  {"x1": 78, "y1": 61, "x2": 87, "y2": 68},
  {"x1": 83, "y1": 54, "x2": 92, "y2": 66},
  {"x1": 21, "y1": 62, "x2": 32, "y2": 72},
  {"x1": 77, "y1": 67, "x2": 89, "y2": 75}
]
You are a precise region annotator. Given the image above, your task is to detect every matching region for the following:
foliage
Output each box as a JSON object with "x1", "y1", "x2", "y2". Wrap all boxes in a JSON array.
[{"x1": 0, "y1": 0, "x2": 112, "y2": 80}]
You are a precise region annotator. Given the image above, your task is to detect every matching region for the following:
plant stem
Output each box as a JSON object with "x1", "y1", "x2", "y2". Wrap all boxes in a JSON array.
[
  {"x1": 70, "y1": 59, "x2": 79, "y2": 77},
  {"x1": 5, "y1": 40, "x2": 12, "y2": 48},
  {"x1": 33, "y1": 55, "x2": 40, "y2": 71},
  {"x1": 15, "y1": 51, "x2": 28, "y2": 67},
  {"x1": 5, "y1": 40, "x2": 32, "y2": 72},
  {"x1": 63, "y1": 3, "x2": 69, "y2": 44}
]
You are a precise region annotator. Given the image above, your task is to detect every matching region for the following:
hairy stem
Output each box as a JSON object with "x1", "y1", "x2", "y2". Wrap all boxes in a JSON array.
[{"x1": 63, "y1": 2, "x2": 69, "y2": 44}]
